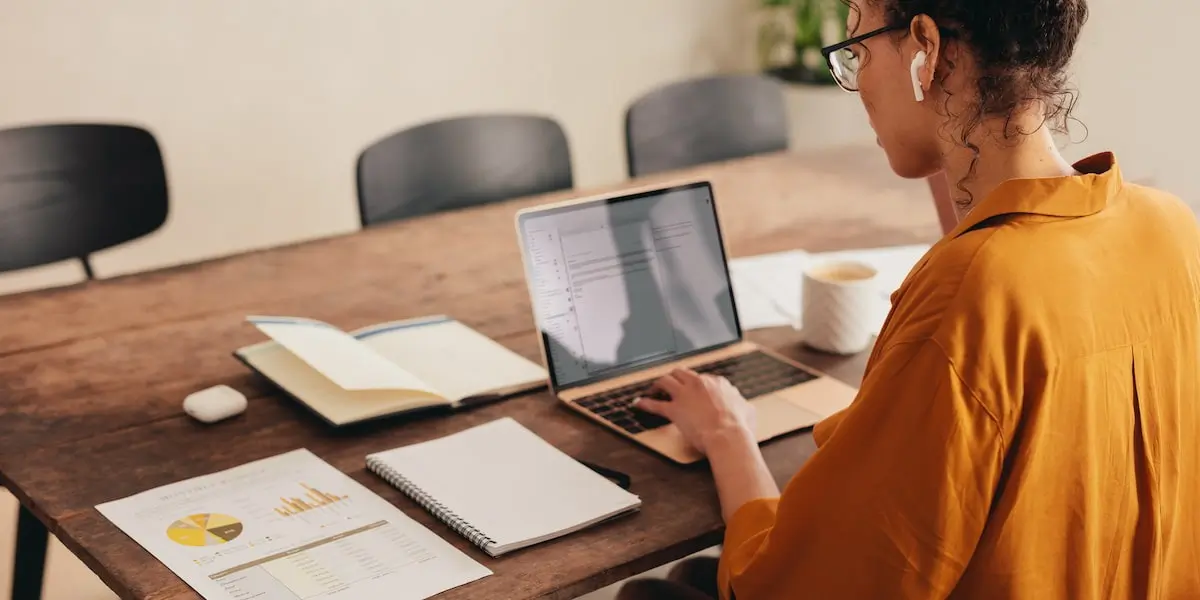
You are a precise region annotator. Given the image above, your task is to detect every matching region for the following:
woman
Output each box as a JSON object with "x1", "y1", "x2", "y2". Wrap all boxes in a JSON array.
[{"x1": 620, "y1": 0, "x2": 1200, "y2": 598}]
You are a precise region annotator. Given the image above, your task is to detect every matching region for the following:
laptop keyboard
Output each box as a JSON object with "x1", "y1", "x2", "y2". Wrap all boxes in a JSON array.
[{"x1": 573, "y1": 351, "x2": 819, "y2": 435}]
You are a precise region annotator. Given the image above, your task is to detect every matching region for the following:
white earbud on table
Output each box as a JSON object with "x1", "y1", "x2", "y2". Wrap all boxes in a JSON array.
[
  {"x1": 184, "y1": 385, "x2": 248, "y2": 424},
  {"x1": 911, "y1": 50, "x2": 928, "y2": 102}
]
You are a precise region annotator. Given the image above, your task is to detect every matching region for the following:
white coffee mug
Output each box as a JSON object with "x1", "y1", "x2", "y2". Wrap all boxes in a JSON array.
[{"x1": 799, "y1": 260, "x2": 879, "y2": 355}]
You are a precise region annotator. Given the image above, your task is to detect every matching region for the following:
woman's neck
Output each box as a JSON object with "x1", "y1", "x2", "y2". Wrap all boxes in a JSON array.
[{"x1": 941, "y1": 119, "x2": 1079, "y2": 221}]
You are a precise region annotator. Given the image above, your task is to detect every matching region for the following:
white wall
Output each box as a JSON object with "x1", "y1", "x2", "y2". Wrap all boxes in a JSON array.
[
  {"x1": 0, "y1": 0, "x2": 755, "y2": 293},
  {"x1": 0, "y1": 0, "x2": 1193, "y2": 295},
  {"x1": 1066, "y1": 0, "x2": 1197, "y2": 196}
]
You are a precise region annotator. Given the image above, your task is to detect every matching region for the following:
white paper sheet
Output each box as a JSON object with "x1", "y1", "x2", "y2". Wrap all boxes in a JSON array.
[
  {"x1": 728, "y1": 250, "x2": 807, "y2": 330},
  {"x1": 730, "y1": 268, "x2": 796, "y2": 330},
  {"x1": 97, "y1": 450, "x2": 491, "y2": 600}
]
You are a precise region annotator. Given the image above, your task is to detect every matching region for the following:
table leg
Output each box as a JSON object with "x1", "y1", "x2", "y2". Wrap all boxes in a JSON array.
[{"x1": 12, "y1": 503, "x2": 48, "y2": 600}]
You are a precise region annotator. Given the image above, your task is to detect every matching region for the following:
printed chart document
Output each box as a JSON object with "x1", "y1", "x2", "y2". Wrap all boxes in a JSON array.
[{"x1": 97, "y1": 449, "x2": 491, "y2": 600}]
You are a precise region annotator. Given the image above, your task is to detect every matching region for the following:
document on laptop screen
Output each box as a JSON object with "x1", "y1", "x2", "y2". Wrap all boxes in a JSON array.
[{"x1": 519, "y1": 184, "x2": 739, "y2": 387}]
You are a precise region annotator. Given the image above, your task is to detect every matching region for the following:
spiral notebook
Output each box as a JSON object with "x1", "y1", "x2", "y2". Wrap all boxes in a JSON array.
[{"x1": 366, "y1": 418, "x2": 642, "y2": 557}]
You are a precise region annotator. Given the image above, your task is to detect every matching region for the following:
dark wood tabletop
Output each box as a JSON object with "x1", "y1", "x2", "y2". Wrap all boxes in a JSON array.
[{"x1": 0, "y1": 145, "x2": 940, "y2": 600}]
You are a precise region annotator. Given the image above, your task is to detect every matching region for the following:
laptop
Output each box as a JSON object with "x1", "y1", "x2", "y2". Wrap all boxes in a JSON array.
[{"x1": 514, "y1": 181, "x2": 858, "y2": 464}]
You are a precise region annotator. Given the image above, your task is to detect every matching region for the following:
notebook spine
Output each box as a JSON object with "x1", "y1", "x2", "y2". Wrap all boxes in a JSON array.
[{"x1": 367, "y1": 457, "x2": 496, "y2": 551}]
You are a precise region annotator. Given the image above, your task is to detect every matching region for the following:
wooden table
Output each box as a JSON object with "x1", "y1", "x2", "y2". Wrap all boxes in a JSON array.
[{"x1": 0, "y1": 146, "x2": 939, "y2": 600}]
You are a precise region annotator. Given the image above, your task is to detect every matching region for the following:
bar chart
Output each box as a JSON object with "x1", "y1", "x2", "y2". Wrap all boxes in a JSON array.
[{"x1": 275, "y1": 483, "x2": 349, "y2": 517}]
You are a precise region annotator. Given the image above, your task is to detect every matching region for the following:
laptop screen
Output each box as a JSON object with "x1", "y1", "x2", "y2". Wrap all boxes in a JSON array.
[{"x1": 517, "y1": 182, "x2": 740, "y2": 390}]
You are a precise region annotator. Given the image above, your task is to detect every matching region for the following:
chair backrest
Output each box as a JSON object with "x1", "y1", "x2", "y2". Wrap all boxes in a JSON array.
[
  {"x1": 0, "y1": 123, "x2": 169, "y2": 277},
  {"x1": 356, "y1": 115, "x2": 574, "y2": 226},
  {"x1": 625, "y1": 74, "x2": 789, "y2": 177}
]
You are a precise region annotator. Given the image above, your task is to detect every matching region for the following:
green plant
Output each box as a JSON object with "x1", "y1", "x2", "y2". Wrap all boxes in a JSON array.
[
  {"x1": 793, "y1": 0, "x2": 825, "y2": 51},
  {"x1": 758, "y1": 0, "x2": 850, "y2": 84}
]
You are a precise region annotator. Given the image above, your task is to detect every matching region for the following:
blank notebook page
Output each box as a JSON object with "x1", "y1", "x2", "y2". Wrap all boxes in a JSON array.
[
  {"x1": 367, "y1": 418, "x2": 640, "y2": 550},
  {"x1": 359, "y1": 318, "x2": 546, "y2": 401}
]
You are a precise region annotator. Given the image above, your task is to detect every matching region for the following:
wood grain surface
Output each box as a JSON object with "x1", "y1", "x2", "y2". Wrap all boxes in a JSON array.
[{"x1": 0, "y1": 146, "x2": 939, "y2": 600}]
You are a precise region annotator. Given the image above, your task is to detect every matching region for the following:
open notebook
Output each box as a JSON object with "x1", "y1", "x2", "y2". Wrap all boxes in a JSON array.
[
  {"x1": 367, "y1": 418, "x2": 642, "y2": 557},
  {"x1": 235, "y1": 315, "x2": 547, "y2": 426}
]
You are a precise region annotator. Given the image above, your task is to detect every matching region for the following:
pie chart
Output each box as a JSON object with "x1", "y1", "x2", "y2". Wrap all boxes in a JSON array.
[{"x1": 166, "y1": 514, "x2": 244, "y2": 547}]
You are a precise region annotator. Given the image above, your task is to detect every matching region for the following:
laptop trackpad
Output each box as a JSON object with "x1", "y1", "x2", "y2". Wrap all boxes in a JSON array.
[
  {"x1": 777, "y1": 377, "x2": 858, "y2": 418},
  {"x1": 752, "y1": 396, "x2": 823, "y2": 442}
]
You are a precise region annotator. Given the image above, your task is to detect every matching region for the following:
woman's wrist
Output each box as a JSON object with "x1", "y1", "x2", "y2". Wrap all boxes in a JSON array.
[
  {"x1": 705, "y1": 423, "x2": 780, "y2": 521},
  {"x1": 701, "y1": 421, "x2": 755, "y2": 456}
]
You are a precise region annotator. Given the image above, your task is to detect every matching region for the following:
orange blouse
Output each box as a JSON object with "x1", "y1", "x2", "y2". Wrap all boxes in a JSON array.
[{"x1": 718, "y1": 154, "x2": 1200, "y2": 599}]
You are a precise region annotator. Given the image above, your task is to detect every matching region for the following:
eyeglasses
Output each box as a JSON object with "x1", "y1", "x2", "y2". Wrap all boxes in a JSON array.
[
  {"x1": 821, "y1": 23, "x2": 958, "y2": 93},
  {"x1": 820, "y1": 24, "x2": 906, "y2": 93}
]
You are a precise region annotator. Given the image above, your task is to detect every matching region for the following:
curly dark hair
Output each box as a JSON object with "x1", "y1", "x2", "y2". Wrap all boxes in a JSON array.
[{"x1": 857, "y1": 0, "x2": 1090, "y2": 205}]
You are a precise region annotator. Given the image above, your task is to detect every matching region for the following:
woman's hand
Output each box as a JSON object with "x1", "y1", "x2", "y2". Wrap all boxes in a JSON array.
[
  {"x1": 633, "y1": 368, "x2": 756, "y2": 456},
  {"x1": 637, "y1": 368, "x2": 780, "y2": 520}
]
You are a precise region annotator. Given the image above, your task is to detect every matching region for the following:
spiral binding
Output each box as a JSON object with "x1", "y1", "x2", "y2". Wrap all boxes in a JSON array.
[{"x1": 367, "y1": 456, "x2": 497, "y2": 551}]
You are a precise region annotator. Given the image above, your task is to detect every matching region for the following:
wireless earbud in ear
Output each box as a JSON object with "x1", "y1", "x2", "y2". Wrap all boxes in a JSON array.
[{"x1": 910, "y1": 51, "x2": 928, "y2": 102}]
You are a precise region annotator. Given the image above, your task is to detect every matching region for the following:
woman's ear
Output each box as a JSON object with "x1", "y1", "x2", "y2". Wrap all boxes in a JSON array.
[{"x1": 908, "y1": 15, "x2": 942, "y2": 96}]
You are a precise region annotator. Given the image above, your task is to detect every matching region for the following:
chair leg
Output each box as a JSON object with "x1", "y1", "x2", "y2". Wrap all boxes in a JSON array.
[
  {"x1": 80, "y1": 256, "x2": 96, "y2": 280},
  {"x1": 12, "y1": 504, "x2": 48, "y2": 600}
]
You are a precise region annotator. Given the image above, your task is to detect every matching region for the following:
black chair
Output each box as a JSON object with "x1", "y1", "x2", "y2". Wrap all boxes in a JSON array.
[
  {"x1": 624, "y1": 74, "x2": 790, "y2": 177},
  {"x1": 0, "y1": 122, "x2": 168, "y2": 600},
  {"x1": 0, "y1": 123, "x2": 169, "y2": 278},
  {"x1": 356, "y1": 114, "x2": 574, "y2": 226}
]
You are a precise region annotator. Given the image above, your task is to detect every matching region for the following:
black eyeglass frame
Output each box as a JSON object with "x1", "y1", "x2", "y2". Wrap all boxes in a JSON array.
[
  {"x1": 820, "y1": 23, "x2": 958, "y2": 93},
  {"x1": 819, "y1": 24, "x2": 907, "y2": 93}
]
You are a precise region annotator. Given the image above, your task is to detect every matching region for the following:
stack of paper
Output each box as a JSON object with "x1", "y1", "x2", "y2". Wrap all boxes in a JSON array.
[{"x1": 728, "y1": 244, "x2": 930, "y2": 334}]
